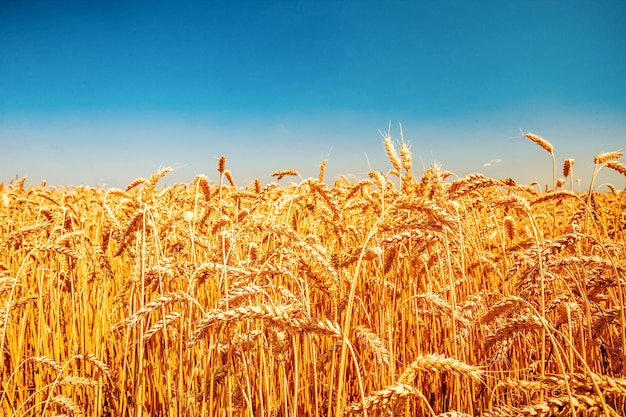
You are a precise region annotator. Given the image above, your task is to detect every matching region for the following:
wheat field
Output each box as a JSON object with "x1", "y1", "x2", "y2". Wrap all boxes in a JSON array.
[{"x1": 1, "y1": 135, "x2": 625, "y2": 416}]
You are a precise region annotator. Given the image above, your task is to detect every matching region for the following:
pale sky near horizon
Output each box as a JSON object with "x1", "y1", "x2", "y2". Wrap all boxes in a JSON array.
[{"x1": 1, "y1": 0, "x2": 625, "y2": 190}]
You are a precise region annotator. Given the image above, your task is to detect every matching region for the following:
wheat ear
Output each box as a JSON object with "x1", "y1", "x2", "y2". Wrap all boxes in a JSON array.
[
  {"x1": 398, "y1": 353, "x2": 484, "y2": 385},
  {"x1": 523, "y1": 131, "x2": 556, "y2": 190}
]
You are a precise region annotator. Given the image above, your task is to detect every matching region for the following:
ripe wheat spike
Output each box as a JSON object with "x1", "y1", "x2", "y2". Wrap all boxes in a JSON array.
[
  {"x1": 523, "y1": 132, "x2": 553, "y2": 153},
  {"x1": 594, "y1": 151, "x2": 622, "y2": 165}
]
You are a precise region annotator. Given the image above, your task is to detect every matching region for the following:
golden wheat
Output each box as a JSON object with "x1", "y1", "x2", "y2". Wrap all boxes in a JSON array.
[
  {"x1": 1, "y1": 135, "x2": 625, "y2": 416},
  {"x1": 594, "y1": 151, "x2": 623, "y2": 165},
  {"x1": 523, "y1": 132, "x2": 554, "y2": 153},
  {"x1": 271, "y1": 169, "x2": 300, "y2": 181},
  {"x1": 605, "y1": 161, "x2": 626, "y2": 177}
]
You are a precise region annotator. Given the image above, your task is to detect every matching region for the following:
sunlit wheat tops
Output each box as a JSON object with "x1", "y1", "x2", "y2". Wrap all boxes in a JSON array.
[
  {"x1": 223, "y1": 170, "x2": 235, "y2": 186},
  {"x1": 383, "y1": 134, "x2": 402, "y2": 176},
  {"x1": 563, "y1": 159, "x2": 574, "y2": 178},
  {"x1": 523, "y1": 131, "x2": 556, "y2": 190},
  {"x1": 523, "y1": 132, "x2": 553, "y2": 154},
  {"x1": 318, "y1": 160, "x2": 327, "y2": 182},
  {"x1": 217, "y1": 155, "x2": 226, "y2": 174},
  {"x1": 606, "y1": 161, "x2": 626, "y2": 177},
  {"x1": 271, "y1": 169, "x2": 300, "y2": 181},
  {"x1": 1, "y1": 131, "x2": 625, "y2": 417},
  {"x1": 594, "y1": 151, "x2": 622, "y2": 165},
  {"x1": 589, "y1": 151, "x2": 624, "y2": 198}
]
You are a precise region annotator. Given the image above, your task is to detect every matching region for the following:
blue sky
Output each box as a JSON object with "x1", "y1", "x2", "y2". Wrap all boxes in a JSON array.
[{"x1": 1, "y1": 0, "x2": 625, "y2": 189}]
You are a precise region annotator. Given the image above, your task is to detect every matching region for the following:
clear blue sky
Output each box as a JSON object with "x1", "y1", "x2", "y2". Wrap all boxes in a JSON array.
[{"x1": 1, "y1": 0, "x2": 625, "y2": 189}]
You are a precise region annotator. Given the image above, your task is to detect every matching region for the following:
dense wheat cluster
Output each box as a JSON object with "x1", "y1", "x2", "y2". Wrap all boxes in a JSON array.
[{"x1": 1, "y1": 136, "x2": 625, "y2": 416}]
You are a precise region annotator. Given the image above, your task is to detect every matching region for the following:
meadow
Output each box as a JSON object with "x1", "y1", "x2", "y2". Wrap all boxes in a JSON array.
[{"x1": 1, "y1": 134, "x2": 625, "y2": 416}]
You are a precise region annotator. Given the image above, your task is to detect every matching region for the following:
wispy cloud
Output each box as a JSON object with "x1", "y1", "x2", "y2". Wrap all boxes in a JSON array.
[{"x1": 483, "y1": 159, "x2": 503, "y2": 167}]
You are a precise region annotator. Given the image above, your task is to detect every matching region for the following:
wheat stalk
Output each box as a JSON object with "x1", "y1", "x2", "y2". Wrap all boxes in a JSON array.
[{"x1": 522, "y1": 131, "x2": 556, "y2": 191}]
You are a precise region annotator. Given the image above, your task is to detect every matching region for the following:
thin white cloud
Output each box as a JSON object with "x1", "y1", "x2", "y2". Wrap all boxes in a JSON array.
[{"x1": 483, "y1": 158, "x2": 503, "y2": 167}]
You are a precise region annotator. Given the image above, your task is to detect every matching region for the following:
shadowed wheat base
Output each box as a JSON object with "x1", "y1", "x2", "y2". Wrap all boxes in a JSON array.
[{"x1": 1, "y1": 135, "x2": 625, "y2": 416}]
